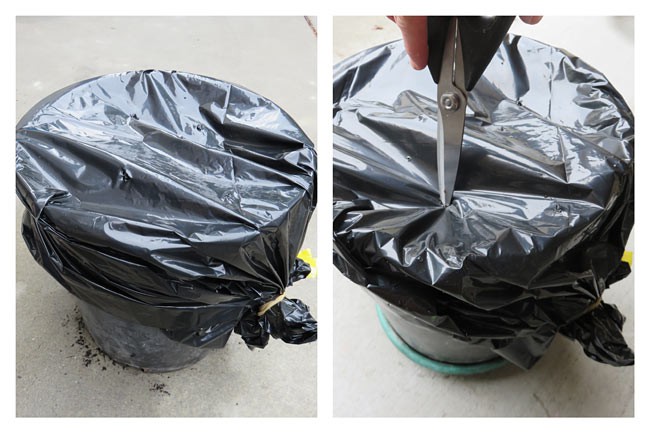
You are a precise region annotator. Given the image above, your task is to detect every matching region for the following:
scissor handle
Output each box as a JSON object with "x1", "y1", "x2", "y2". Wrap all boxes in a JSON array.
[{"x1": 427, "y1": 16, "x2": 515, "y2": 91}]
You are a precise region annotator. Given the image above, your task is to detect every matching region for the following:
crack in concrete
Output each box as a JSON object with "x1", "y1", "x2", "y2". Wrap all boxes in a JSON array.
[{"x1": 533, "y1": 392, "x2": 551, "y2": 416}]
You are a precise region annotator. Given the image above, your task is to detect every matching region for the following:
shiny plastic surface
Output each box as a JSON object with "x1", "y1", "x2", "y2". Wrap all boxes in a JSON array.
[
  {"x1": 17, "y1": 70, "x2": 317, "y2": 349},
  {"x1": 333, "y1": 36, "x2": 633, "y2": 369}
]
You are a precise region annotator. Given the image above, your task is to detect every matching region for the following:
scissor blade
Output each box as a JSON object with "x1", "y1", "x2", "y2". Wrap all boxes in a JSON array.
[
  {"x1": 437, "y1": 17, "x2": 466, "y2": 206},
  {"x1": 437, "y1": 114, "x2": 447, "y2": 205},
  {"x1": 437, "y1": 105, "x2": 465, "y2": 206}
]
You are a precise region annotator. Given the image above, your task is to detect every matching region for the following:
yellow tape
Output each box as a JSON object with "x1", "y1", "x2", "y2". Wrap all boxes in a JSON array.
[
  {"x1": 298, "y1": 248, "x2": 317, "y2": 278},
  {"x1": 622, "y1": 250, "x2": 633, "y2": 266}
]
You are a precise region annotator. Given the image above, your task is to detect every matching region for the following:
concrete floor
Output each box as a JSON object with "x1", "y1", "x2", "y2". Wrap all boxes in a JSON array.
[
  {"x1": 333, "y1": 16, "x2": 635, "y2": 417},
  {"x1": 16, "y1": 16, "x2": 317, "y2": 417}
]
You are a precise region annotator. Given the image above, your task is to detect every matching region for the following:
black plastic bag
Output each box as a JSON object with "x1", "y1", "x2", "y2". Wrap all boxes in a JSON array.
[
  {"x1": 333, "y1": 36, "x2": 633, "y2": 369},
  {"x1": 17, "y1": 70, "x2": 317, "y2": 349}
]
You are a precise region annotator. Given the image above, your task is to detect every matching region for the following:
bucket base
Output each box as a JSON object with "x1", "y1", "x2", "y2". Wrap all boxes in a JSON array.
[
  {"x1": 376, "y1": 305, "x2": 508, "y2": 375},
  {"x1": 77, "y1": 300, "x2": 226, "y2": 373}
]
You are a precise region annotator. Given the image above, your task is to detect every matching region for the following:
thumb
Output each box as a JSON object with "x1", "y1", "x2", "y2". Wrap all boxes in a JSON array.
[{"x1": 391, "y1": 16, "x2": 428, "y2": 70}]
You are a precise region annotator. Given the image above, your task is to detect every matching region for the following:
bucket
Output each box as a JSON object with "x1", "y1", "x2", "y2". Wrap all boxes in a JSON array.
[
  {"x1": 376, "y1": 304, "x2": 508, "y2": 375},
  {"x1": 17, "y1": 71, "x2": 318, "y2": 370},
  {"x1": 77, "y1": 299, "x2": 229, "y2": 372}
]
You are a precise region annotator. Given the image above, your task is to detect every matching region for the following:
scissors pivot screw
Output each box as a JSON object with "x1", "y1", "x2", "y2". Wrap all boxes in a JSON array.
[{"x1": 440, "y1": 92, "x2": 460, "y2": 112}]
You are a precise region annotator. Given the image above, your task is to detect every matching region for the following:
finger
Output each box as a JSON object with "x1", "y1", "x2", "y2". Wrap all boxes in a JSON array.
[
  {"x1": 519, "y1": 16, "x2": 543, "y2": 25},
  {"x1": 393, "y1": 16, "x2": 428, "y2": 70}
]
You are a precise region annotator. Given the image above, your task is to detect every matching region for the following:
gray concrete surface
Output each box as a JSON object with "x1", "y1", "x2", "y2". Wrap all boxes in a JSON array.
[
  {"x1": 16, "y1": 16, "x2": 317, "y2": 417},
  {"x1": 333, "y1": 16, "x2": 634, "y2": 417}
]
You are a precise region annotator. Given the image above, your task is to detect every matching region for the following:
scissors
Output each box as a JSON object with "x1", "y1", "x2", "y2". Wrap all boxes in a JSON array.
[{"x1": 427, "y1": 16, "x2": 514, "y2": 206}]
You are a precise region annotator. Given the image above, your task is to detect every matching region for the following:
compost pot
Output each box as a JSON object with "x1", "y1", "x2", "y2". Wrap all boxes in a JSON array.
[
  {"x1": 17, "y1": 70, "x2": 317, "y2": 371},
  {"x1": 76, "y1": 299, "x2": 218, "y2": 372},
  {"x1": 378, "y1": 303, "x2": 497, "y2": 364},
  {"x1": 333, "y1": 36, "x2": 634, "y2": 372}
]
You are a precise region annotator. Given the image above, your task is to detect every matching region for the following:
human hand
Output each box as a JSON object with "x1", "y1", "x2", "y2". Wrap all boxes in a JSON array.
[{"x1": 387, "y1": 16, "x2": 543, "y2": 70}]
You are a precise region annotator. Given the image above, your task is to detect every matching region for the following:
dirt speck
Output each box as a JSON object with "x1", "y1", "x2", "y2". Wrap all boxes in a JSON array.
[
  {"x1": 69, "y1": 306, "x2": 128, "y2": 371},
  {"x1": 150, "y1": 382, "x2": 170, "y2": 396}
]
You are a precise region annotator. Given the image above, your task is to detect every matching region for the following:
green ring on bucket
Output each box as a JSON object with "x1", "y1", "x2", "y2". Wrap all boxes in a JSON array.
[{"x1": 375, "y1": 304, "x2": 509, "y2": 375}]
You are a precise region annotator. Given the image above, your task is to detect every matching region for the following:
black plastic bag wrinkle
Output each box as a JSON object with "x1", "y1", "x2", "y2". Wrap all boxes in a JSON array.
[
  {"x1": 17, "y1": 70, "x2": 317, "y2": 348},
  {"x1": 333, "y1": 36, "x2": 633, "y2": 369}
]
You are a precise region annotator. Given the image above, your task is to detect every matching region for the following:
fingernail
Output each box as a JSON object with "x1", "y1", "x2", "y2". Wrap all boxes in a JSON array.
[{"x1": 410, "y1": 60, "x2": 425, "y2": 70}]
